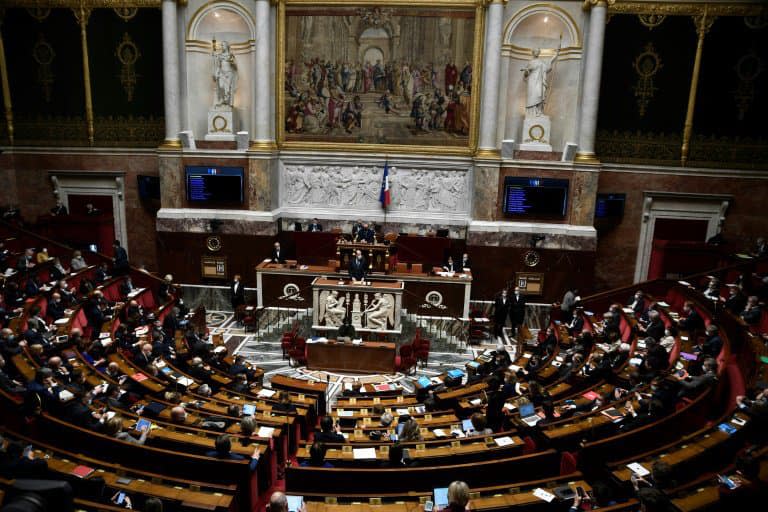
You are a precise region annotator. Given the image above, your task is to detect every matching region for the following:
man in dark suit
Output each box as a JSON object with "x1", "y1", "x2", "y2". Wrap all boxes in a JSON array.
[
  {"x1": 740, "y1": 296, "x2": 762, "y2": 326},
  {"x1": 348, "y1": 249, "x2": 368, "y2": 282},
  {"x1": 119, "y1": 276, "x2": 135, "y2": 299},
  {"x1": 724, "y1": 285, "x2": 747, "y2": 315},
  {"x1": 460, "y1": 253, "x2": 472, "y2": 271},
  {"x1": 94, "y1": 262, "x2": 109, "y2": 285},
  {"x1": 47, "y1": 293, "x2": 66, "y2": 322},
  {"x1": 678, "y1": 301, "x2": 704, "y2": 333},
  {"x1": 355, "y1": 223, "x2": 375, "y2": 243},
  {"x1": 442, "y1": 256, "x2": 459, "y2": 272},
  {"x1": 112, "y1": 240, "x2": 129, "y2": 276},
  {"x1": 50, "y1": 200, "x2": 68, "y2": 216},
  {"x1": 231, "y1": 274, "x2": 245, "y2": 310},
  {"x1": 307, "y1": 218, "x2": 323, "y2": 232},
  {"x1": 492, "y1": 289, "x2": 510, "y2": 338},
  {"x1": 509, "y1": 286, "x2": 526, "y2": 338},
  {"x1": 270, "y1": 242, "x2": 285, "y2": 263}
]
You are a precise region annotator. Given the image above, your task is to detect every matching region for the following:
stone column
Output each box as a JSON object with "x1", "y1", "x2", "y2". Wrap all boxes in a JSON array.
[
  {"x1": 575, "y1": 0, "x2": 611, "y2": 164},
  {"x1": 161, "y1": 0, "x2": 181, "y2": 148},
  {"x1": 477, "y1": 0, "x2": 505, "y2": 157},
  {"x1": 250, "y1": 0, "x2": 275, "y2": 150}
]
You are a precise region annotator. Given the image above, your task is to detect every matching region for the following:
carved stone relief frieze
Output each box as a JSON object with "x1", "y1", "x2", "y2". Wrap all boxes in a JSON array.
[{"x1": 281, "y1": 164, "x2": 471, "y2": 217}]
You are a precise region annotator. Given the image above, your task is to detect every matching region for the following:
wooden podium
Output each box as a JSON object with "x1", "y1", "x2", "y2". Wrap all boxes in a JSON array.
[
  {"x1": 311, "y1": 277, "x2": 403, "y2": 334},
  {"x1": 336, "y1": 240, "x2": 390, "y2": 273}
]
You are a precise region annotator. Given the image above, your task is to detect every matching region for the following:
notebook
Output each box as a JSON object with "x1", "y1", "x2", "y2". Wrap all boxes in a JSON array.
[
  {"x1": 417, "y1": 377, "x2": 431, "y2": 388},
  {"x1": 462, "y1": 419, "x2": 474, "y2": 432},
  {"x1": 434, "y1": 487, "x2": 449, "y2": 509},
  {"x1": 243, "y1": 404, "x2": 257, "y2": 416},
  {"x1": 447, "y1": 369, "x2": 465, "y2": 379},
  {"x1": 71, "y1": 465, "x2": 95, "y2": 478}
]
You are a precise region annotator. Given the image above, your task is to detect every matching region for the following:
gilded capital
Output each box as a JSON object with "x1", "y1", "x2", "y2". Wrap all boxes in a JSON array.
[{"x1": 583, "y1": 0, "x2": 615, "y2": 11}]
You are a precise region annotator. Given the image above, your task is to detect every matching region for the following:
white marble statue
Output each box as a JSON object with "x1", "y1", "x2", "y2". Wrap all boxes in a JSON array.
[
  {"x1": 322, "y1": 290, "x2": 346, "y2": 327},
  {"x1": 213, "y1": 41, "x2": 238, "y2": 108},
  {"x1": 365, "y1": 293, "x2": 393, "y2": 330},
  {"x1": 521, "y1": 45, "x2": 560, "y2": 117}
]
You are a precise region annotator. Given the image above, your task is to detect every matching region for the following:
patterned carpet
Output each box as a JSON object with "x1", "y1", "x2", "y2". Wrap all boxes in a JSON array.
[{"x1": 206, "y1": 310, "x2": 519, "y2": 404}]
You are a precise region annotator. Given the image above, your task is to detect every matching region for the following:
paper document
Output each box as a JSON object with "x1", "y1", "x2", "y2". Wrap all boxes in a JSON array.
[
  {"x1": 532, "y1": 488, "x2": 555, "y2": 502},
  {"x1": 494, "y1": 436, "x2": 515, "y2": 447},
  {"x1": 257, "y1": 389, "x2": 276, "y2": 398},
  {"x1": 627, "y1": 462, "x2": 650, "y2": 476},
  {"x1": 352, "y1": 448, "x2": 377, "y2": 459},
  {"x1": 257, "y1": 427, "x2": 275, "y2": 437}
]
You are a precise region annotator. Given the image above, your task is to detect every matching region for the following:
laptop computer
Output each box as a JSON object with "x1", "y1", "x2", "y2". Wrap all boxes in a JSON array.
[
  {"x1": 433, "y1": 488, "x2": 449, "y2": 509},
  {"x1": 518, "y1": 402, "x2": 541, "y2": 426}
]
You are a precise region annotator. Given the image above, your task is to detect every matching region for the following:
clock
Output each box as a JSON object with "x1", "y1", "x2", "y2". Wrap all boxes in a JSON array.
[
  {"x1": 206, "y1": 235, "x2": 222, "y2": 252},
  {"x1": 523, "y1": 250, "x2": 540, "y2": 267}
]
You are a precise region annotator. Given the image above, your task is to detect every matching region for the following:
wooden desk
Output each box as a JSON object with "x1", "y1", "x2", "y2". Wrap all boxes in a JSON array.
[
  {"x1": 337, "y1": 240, "x2": 390, "y2": 273},
  {"x1": 307, "y1": 340, "x2": 396, "y2": 374},
  {"x1": 256, "y1": 262, "x2": 471, "y2": 318}
]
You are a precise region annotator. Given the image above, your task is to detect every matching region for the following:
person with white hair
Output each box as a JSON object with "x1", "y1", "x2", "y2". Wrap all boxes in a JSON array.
[{"x1": 159, "y1": 274, "x2": 176, "y2": 302}]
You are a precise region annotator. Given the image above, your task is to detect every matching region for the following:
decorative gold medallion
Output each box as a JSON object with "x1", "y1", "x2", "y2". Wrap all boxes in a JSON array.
[
  {"x1": 206, "y1": 235, "x2": 222, "y2": 252},
  {"x1": 528, "y1": 124, "x2": 545, "y2": 142},
  {"x1": 633, "y1": 42, "x2": 662, "y2": 117},
  {"x1": 523, "y1": 250, "x2": 540, "y2": 268},
  {"x1": 32, "y1": 34, "x2": 55, "y2": 103},
  {"x1": 212, "y1": 115, "x2": 228, "y2": 132},
  {"x1": 116, "y1": 33, "x2": 140, "y2": 102}
]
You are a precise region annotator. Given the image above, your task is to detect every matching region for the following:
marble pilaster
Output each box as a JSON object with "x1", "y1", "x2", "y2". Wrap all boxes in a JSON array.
[
  {"x1": 570, "y1": 169, "x2": 600, "y2": 226},
  {"x1": 576, "y1": 0, "x2": 609, "y2": 164},
  {"x1": 161, "y1": 0, "x2": 181, "y2": 146},
  {"x1": 472, "y1": 163, "x2": 500, "y2": 221},
  {"x1": 251, "y1": 0, "x2": 273, "y2": 147},
  {"x1": 158, "y1": 152, "x2": 183, "y2": 209},
  {"x1": 248, "y1": 156, "x2": 276, "y2": 211},
  {"x1": 477, "y1": 0, "x2": 505, "y2": 154}
]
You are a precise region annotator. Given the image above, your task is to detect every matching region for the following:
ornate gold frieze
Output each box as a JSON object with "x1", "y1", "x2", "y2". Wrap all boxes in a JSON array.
[
  {"x1": 26, "y1": 7, "x2": 52, "y2": 22},
  {"x1": 632, "y1": 42, "x2": 661, "y2": 118},
  {"x1": 7, "y1": 1, "x2": 161, "y2": 8},
  {"x1": 596, "y1": 129, "x2": 768, "y2": 170},
  {"x1": 608, "y1": 2, "x2": 765, "y2": 17},
  {"x1": 4, "y1": 114, "x2": 164, "y2": 147},
  {"x1": 113, "y1": 7, "x2": 138, "y2": 21},
  {"x1": 32, "y1": 33, "x2": 56, "y2": 103},
  {"x1": 637, "y1": 13, "x2": 665, "y2": 30},
  {"x1": 116, "y1": 32, "x2": 140, "y2": 101}
]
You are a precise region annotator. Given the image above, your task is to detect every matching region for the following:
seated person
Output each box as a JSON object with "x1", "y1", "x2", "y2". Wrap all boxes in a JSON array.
[
  {"x1": 740, "y1": 296, "x2": 762, "y2": 325},
  {"x1": 314, "y1": 416, "x2": 346, "y2": 443},
  {"x1": 270, "y1": 242, "x2": 285, "y2": 263},
  {"x1": 307, "y1": 218, "x2": 323, "y2": 232},
  {"x1": 272, "y1": 391, "x2": 297, "y2": 414},
  {"x1": 301, "y1": 441, "x2": 333, "y2": 467},
  {"x1": 338, "y1": 318, "x2": 356, "y2": 340},
  {"x1": 205, "y1": 434, "x2": 260, "y2": 471},
  {"x1": 442, "y1": 256, "x2": 460, "y2": 273},
  {"x1": 467, "y1": 412, "x2": 493, "y2": 436},
  {"x1": 443, "y1": 481, "x2": 471, "y2": 512},
  {"x1": 355, "y1": 222, "x2": 375, "y2": 243}
]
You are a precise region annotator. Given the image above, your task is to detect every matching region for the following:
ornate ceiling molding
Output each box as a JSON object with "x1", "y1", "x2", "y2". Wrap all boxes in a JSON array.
[
  {"x1": 608, "y1": 2, "x2": 765, "y2": 17},
  {"x1": 4, "y1": 1, "x2": 162, "y2": 8}
]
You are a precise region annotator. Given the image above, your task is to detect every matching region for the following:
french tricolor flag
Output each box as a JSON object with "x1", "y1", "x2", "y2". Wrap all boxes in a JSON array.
[{"x1": 379, "y1": 162, "x2": 392, "y2": 209}]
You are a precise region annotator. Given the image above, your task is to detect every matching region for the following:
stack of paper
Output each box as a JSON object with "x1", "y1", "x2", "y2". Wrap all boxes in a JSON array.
[
  {"x1": 257, "y1": 389, "x2": 276, "y2": 398},
  {"x1": 494, "y1": 436, "x2": 515, "y2": 447}
]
